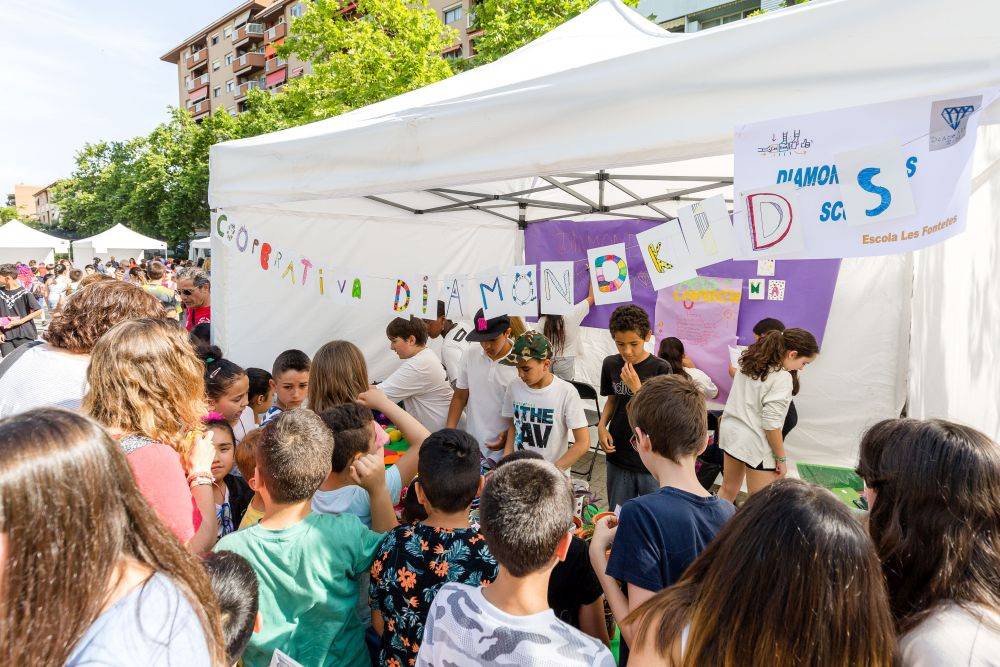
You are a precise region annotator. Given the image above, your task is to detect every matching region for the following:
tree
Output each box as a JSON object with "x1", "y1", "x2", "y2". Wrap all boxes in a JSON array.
[
  {"x1": 472, "y1": 0, "x2": 641, "y2": 65},
  {"x1": 0, "y1": 207, "x2": 17, "y2": 223},
  {"x1": 277, "y1": 0, "x2": 456, "y2": 122}
]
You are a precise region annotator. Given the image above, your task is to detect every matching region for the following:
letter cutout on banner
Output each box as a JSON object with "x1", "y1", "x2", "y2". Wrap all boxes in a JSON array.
[
  {"x1": 215, "y1": 213, "x2": 228, "y2": 240},
  {"x1": 741, "y1": 184, "x2": 805, "y2": 257},
  {"x1": 442, "y1": 275, "x2": 470, "y2": 319},
  {"x1": 635, "y1": 222, "x2": 697, "y2": 291},
  {"x1": 505, "y1": 265, "x2": 538, "y2": 318},
  {"x1": 393, "y1": 278, "x2": 412, "y2": 313},
  {"x1": 478, "y1": 271, "x2": 507, "y2": 318},
  {"x1": 676, "y1": 195, "x2": 739, "y2": 269},
  {"x1": 587, "y1": 243, "x2": 632, "y2": 306},
  {"x1": 260, "y1": 243, "x2": 272, "y2": 270},
  {"x1": 834, "y1": 141, "x2": 917, "y2": 226},
  {"x1": 413, "y1": 275, "x2": 435, "y2": 318},
  {"x1": 539, "y1": 261, "x2": 575, "y2": 316}
]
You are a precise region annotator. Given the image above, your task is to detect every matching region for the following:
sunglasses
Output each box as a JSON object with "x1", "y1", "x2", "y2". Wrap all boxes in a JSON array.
[{"x1": 180, "y1": 289, "x2": 196, "y2": 296}]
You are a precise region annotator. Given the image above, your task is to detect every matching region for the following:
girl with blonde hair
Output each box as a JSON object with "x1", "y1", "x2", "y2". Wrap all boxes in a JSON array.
[
  {"x1": 0, "y1": 408, "x2": 227, "y2": 665},
  {"x1": 84, "y1": 318, "x2": 218, "y2": 553}
]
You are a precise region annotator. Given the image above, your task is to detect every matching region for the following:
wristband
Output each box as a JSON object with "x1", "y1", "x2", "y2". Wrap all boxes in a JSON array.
[
  {"x1": 774, "y1": 455, "x2": 787, "y2": 463},
  {"x1": 189, "y1": 475, "x2": 214, "y2": 488}
]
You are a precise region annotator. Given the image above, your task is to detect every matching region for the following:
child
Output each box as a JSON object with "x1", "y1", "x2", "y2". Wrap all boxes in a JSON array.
[
  {"x1": 380, "y1": 317, "x2": 454, "y2": 432},
  {"x1": 203, "y1": 551, "x2": 261, "y2": 666},
  {"x1": 727, "y1": 318, "x2": 799, "y2": 437},
  {"x1": 204, "y1": 416, "x2": 253, "y2": 536},
  {"x1": 214, "y1": 410, "x2": 394, "y2": 667},
  {"x1": 312, "y1": 386, "x2": 429, "y2": 529},
  {"x1": 245, "y1": 367, "x2": 274, "y2": 425},
  {"x1": 500, "y1": 332, "x2": 590, "y2": 474},
  {"x1": 589, "y1": 375, "x2": 736, "y2": 647},
  {"x1": 0, "y1": 263, "x2": 43, "y2": 356},
  {"x1": 418, "y1": 459, "x2": 615, "y2": 666},
  {"x1": 308, "y1": 340, "x2": 369, "y2": 414},
  {"x1": 447, "y1": 309, "x2": 518, "y2": 466},
  {"x1": 598, "y1": 304, "x2": 673, "y2": 510},
  {"x1": 534, "y1": 279, "x2": 594, "y2": 381},
  {"x1": 658, "y1": 336, "x2": 719, "y2": 399},
  {"x1": 718, "y1": 328, "x2": 818, "y2": 501},
  {"x1": 496, "y1": 450, "x2": 608, "y2": 644},
  {"x1": 200, "y1": 346, "x2": 252, "y2": 443},
  {"x1": 420, "y1": 299, "x2": 472, "y2": 383},
  {"x1": 262, "y1": 349, "x2": 310, "y2": 424},
  {"x1": 370, "y1": 429, "x2": 499, "y2": 667},
  {"x1": 235, "y1": 429, "x2": 265, "y2": 529}
]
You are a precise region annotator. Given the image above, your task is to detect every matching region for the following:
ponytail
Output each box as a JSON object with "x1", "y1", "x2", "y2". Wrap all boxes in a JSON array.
[{"x1": 739, "y1": 328, "x2": 818, "y2": 394}]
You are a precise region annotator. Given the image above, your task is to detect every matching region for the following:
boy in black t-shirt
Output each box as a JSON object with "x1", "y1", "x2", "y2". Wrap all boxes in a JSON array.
[
  {"x1": 0, "y1": 264, "x2": 43, "y2": 357},
  {"x1": 598, "y1": 305, "x2": 673, "y2": 510}
]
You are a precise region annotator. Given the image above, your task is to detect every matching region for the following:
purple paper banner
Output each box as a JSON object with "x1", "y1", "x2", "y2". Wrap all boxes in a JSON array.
[{"x1": 524, "y1": 219, "x2": 840, "y2": 346}]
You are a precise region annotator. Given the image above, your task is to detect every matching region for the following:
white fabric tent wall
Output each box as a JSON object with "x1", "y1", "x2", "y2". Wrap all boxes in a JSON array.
[
  {"x1": 190, "y1": 236, "x2": 211, "y2": 261},
  {"x1": 0, "y1": 220, "x2": 69, "y2": 265},
  {"x1": 71, "y1": 224, "x2": 167, "y2": 266}
]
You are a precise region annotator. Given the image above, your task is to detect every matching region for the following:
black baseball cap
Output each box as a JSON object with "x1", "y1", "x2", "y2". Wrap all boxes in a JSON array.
[{"x1": 465, "y1": 308, "x2": 512, "y2": 342}]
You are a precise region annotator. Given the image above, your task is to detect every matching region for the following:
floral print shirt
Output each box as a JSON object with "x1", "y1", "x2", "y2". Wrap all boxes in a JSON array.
[{"x1": 370, "y1": 523, "x2": 498, "y2": 667}]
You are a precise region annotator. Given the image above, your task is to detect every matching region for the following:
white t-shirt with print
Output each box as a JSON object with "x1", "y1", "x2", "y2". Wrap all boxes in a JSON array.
[
  {"x1": 456, "y1": 344, "x2": 519, "y2": 462},
  {"x1": 380, "y1": 348, "x2": 454, "y2": 433},
  {"x1": 417, "y1": 583, "x2": 614, "y2": 667},
  {"x1": 502, "y1": 376, "x2": 588, "y2": 471}
]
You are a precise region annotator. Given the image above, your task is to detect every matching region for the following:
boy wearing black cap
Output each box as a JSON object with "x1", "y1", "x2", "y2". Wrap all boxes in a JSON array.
[
  {"x1": 500, "y1": 332, "x2": 590, "y2": 474},
  {"x1": 446, "y1": 308, "x2": 518, "y2": 466}
]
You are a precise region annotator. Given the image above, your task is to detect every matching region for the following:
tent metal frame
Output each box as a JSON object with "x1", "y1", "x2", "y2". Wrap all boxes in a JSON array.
[{"x1": 365, "y1": 171, "x2": 734, "y2": 228}]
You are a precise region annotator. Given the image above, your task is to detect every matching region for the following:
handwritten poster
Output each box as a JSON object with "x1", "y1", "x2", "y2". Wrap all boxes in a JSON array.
[
  {"x1": 539, "y1": 261, "x2": 575, "y2": 315},
  {"x1": 635, "y1": 221, "x2": 696, "y2": 291},
  {"x1": 587, "y1": 242, "x2": 632, "y2": 306}
]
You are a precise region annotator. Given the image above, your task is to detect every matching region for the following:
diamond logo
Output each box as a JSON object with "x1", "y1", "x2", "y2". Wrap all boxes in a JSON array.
[{"x1": 941, "y1": 105, "x2": 975, "y2": 131}]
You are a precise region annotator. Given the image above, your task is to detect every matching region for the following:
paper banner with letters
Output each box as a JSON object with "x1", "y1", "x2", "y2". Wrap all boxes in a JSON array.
[
  {"x1": 539, "y1": 261, "x2": 576, "y2": 315},
  {"x1": 635, "y1": 222, "x2": 697, "y2": 291},
  {"x1": 476, "y1": 269, "x2": 507, "y2": 318},
  {"x1": 654, "y1": 276, "x2": 743, "y2": 403},
  {"x1": 505, "y1": 264, "x2": 539, "y2": 318},
  {"x1": 587, "y1": 242, "x2": 632, "y2": 306},
  {"x1": 737, "y1": 183, "x2": 806, "y2": 258},
  {"x1": 677, "y1": 195, "x2": 739, "y2": 269},
  {"x1": 734, "y1": 90, "x2": 997, "y2": 258}
]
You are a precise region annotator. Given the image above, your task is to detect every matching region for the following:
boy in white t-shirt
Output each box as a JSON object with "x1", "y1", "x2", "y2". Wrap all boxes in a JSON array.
[
  {"x1": 501, "y1": 332, "x2": 590, "y2": 474},
  {"x1": 379, "y1": 317, "x2": 454, "y2": 432},
  {"x1": 421, "y1": 300, "x2": 472, "y2": 384}
]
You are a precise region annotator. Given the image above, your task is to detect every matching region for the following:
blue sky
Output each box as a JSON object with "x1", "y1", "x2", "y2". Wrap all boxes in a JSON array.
[{"x1": 0, "y1": 0, "x2": 237, "y2": 196}]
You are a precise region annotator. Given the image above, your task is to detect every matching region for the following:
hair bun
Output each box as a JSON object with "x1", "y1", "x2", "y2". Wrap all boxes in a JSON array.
[{"x1": 198, "y1": 344, "x2": 224, "y2": 365}]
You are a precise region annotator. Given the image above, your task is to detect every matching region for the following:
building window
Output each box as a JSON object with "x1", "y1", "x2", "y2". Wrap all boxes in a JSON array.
[
  {"x1": 443, "y1": 4, "x2": 463, "y2": 24},
  {"x1": 224, "y1": 27, "x2": 232, "y2": 39},
  {"x1": 290, "y1": 3, "x2": 304, "y2": 18},
  {"x1": 226, "y1": 79, "x2": 235, "y2": 92},
  {"x1": 212, "y1": 59, "x2": 220, "y2": 70},
  {"x1": 225, "y1": 52, "x2": 233, "y2": 66},
  {"x1": 213, "y1": 86, "x2": 221, "y2": 98},
  {"x1": 211, "y1": 33, "x2": 219, "y2": 45}
]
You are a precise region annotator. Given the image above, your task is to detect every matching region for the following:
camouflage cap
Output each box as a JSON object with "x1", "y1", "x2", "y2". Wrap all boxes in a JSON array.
[{"x1": 501, "y1": 331, "x2": 553, "y2": 365}]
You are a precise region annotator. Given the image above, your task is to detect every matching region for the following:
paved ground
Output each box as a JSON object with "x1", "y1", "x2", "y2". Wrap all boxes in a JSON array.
[{"x1": 571, "y1": 426, "x2": 610, "y2": 510}]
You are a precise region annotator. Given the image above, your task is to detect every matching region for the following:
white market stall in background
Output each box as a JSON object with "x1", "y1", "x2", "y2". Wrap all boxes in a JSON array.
[
  {"x1": 208, "y1": 0, "x2": 1000, "y2": 468},
  {"x1": 0, "y1": 220, "x2": 70, "y2": 265},
  {"x1": 71, "y1": 223, "x2": 168, "y2": 266}
]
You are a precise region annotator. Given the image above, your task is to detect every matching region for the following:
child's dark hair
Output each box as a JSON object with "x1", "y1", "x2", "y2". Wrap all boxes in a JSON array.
[
  {"x1": 401, "y1": 483, "x2": 428, "y2": 524},
  {"x1": 190, "y1": 323, "x2": 212, "y2": 356},
  {"x1": 542, "y1": 315, "x2": 566, "y2": 356},
  {"x1": 496, "y1": 449, "x2": 544, "y2": 466},
  {"x1": 203, "y1": 416, "x2": 236, "y2": 445},
  {"x1": 271, "y1": 349, "x2": 310, "y2": 378},
  {"x1": 627, "y1": 375, "x2": 707, "y2": 463},
  {"x1": 386, "y1": 316, "x2": 428, "y2": 346},
  {"x1": 202, "y1": 551, "x2": 259, "y2": 664},
  {"x1": 319, "y1": 403, "x2": 372, "y2": 473},
  {"x1": 609, "y1": 304, "x2": 651, "y2": 338},
  {"x1": 739, "y1": 329, "x2": 818, "y2": 395},
  {"x1": 246, "y1": 367, "x2": 272, "y2": 403},
  {"x1": 657, "y1": 337, "x2": 689, "y2": 375},
  {"x1": 417, "y1": 429, "x2": 481, "y2": 513},
  {"x1": 199, "y1": 345, "x2": 247, "y2": 400},
  {"x1": 0, "y1": 264, "x2": 18, "y2": 279},
  {"x1": 753, "y1": 317, "x2": 785, "y2": 337}
]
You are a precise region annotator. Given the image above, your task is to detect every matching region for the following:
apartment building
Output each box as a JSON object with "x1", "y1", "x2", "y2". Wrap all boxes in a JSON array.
[
  {"x1": 427, "y1": 0, "x2": 482, "y2": 59},
  {"x1": 12, "y1": 184, "x2": 42, "y2": 221},
  {"x1": 637, "y1": 0, "x2": 776, "y2": 31},
  {"x1": 33, "y1": 182, "x2": 61, "y2": 227},
  {"x1": 160, "y1": 0, "x2": 313, "y2": 118}
]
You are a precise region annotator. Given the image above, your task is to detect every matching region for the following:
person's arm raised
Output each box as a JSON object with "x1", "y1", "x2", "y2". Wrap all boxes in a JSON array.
[
  {"x1": 358, "y1": 386, "x2": 429, "y2": 486},
  {"x1": 352, "y1": 451, "x2": 399, "y2": 533}
]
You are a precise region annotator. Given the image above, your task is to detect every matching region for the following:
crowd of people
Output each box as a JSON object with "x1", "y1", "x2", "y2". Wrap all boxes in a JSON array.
[{"x1": 0, "y1": 254, "x2": 997, "y2": 667}]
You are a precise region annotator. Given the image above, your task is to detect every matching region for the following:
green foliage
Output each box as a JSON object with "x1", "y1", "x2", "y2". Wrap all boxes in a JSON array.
[
  {"x1": 472, "y1": 0, "x2": 641, "y2": 65},
  {"x1": 0, "y1": 206, "x2": 17, "y2": 223},
  {"x1": 277, "y1": 0, "x2": 456, "y2": 122}
]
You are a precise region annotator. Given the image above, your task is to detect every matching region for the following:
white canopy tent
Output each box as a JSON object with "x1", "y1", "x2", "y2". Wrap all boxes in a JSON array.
[
  {"x1": 190, "y1": 236, "x2": 211, "y2": 261},
  {"x1": 209, "y1": 0, "x2": 1000, "y2": 468},
  {"x1": 0, "y1": 220, "x2": 70, "y2": 265},
  {"x1": 71, "y1": 224, "x2": 168, "y2": 266}
]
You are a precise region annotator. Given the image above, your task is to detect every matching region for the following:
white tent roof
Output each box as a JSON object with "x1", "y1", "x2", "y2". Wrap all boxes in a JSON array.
[
  {"x1": 191, "y1": 236, "x2": 212, "y2": 249},
  {"x1": 72, "y1": 224, "x2": 167, "y2": 253},
  {"x1": 210, "y1": 0, "x2": 1000, "y2": 210},
  {"x1": 0, "y1": 220, "x2": 69, "y2": 251}
]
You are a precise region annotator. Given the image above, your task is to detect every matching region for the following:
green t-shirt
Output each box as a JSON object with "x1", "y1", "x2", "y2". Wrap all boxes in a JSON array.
[{"x1": 215, "y1": 512, "x2": 385, "y2": 667}]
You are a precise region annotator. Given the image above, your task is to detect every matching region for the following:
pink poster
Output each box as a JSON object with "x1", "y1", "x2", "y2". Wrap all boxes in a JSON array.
[{"x1": 654, "y1": 276, "x2": 743, "y2": 403}]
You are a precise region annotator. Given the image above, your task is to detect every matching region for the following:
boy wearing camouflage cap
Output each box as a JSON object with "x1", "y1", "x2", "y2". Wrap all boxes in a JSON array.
[{"x1": 500, "y1": 332, "x2": 590, "y2": 474}]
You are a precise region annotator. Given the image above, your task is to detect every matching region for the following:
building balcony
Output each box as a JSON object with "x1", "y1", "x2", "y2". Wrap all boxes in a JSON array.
[
  {"x1": 185, "y1": 47, "x2": 209, "y2": 71},
  {"x1": 233, "y1": 23, "x2": 265, "y2": 47},
  {"x1": 188, "y1": 84, "x2": 210, "y2": 102},
  {"x1": 233, "y1": 52, "x2": 266, "y2": 75},
  {"x1": 234, "y1": 79, "x2": 263, "y2": 101},
  {"x1": 290, "y1": 65, "x2": 305, "y2": 79},
  {"x1": 185, "y1": 72, "x2": 210, "y2": 91},
  {"x1": 265, "y1": 56, "x2": 287, "y2": 74},
  {"x1": 189, "y1": 99, "x2": 211, "y2": 119},
  {"x1": 263, "y1": 22, "x2": 287, "y2": 44}
]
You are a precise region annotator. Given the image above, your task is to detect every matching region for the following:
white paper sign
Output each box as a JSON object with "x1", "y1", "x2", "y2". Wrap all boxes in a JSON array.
[
  {"x1": 505, "y1": 264, "x2": 538, "y2": 317},
  {"x1": 767, "y1": 279, "x2": 786, "y2": 301},
  {"x1": 587, "y1": 243, "x2": 632, "y2": 306},
  {"x1": 677, "y1": 194, "x2": 739, "y2": 269},
  {"x1": 747, "y1": 277, "x2": 765, "y2": 300},
  {"x1": 635, "y1": 222, "x2": 697, "y2": 291},
  {"x1": 539, "y1": 261, "x2": 576, "y2": 315},
  {"x1": 757, "y1": 259, "x2": 776, "y2": 276},
  {"x1": 930, "y1": 95, "x2": 982, "y2": 151},
  {"x1": 441, "y1": 274, "x2": 472, "y2": 319},
  {"x1": 834, "y1": 141, "x2": 917, "y2": 226},
  {"x1": 738, "y1": 183, "x2": 806, "y2": 258},
  {"x1": 476, "y1": 270, "x2": 508, "y2": 318}
]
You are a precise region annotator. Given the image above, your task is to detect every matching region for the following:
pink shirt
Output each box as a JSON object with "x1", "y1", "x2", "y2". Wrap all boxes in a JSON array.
[{"x1": 120, "y1": 436, "x2": 200, "y2": 543}]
